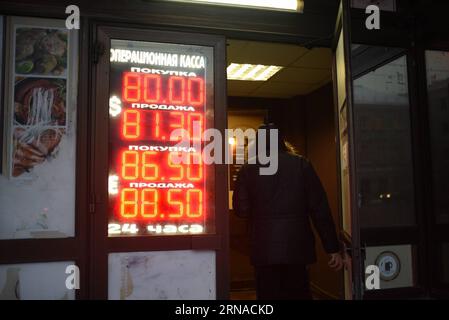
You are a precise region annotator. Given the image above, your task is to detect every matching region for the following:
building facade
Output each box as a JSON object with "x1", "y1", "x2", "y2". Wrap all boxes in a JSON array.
[{"x1": 0, "y1": 0, "x2": 448, "y2": 300}]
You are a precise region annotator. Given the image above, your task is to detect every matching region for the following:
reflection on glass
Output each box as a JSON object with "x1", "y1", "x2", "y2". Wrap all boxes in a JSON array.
[
  {"x1": 425, "y1": 50, "x2": 449, "y2": 225},
  {"x1": 335, "y1": 29, "x2": 352, "y2": 235},
  {"x1": 353, "y1": 54, "x2": 416, "y2": 228},
  {"x1": 336, "y1": 30, "x2": 347, "y2": 109},
  {"x1": 339, "y1": 103, "x2": 352, "y2": 235}
]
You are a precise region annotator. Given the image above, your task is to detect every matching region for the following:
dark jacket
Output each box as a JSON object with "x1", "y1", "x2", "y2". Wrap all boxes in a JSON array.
[{"x1": 232, "y1": 151, "x2": 340, "y2": 266}]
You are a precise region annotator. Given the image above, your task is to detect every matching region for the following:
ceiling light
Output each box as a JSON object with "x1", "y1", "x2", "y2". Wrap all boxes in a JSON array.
[
  {"x1": 166, "y1": 0, "x2": 304, "y2": 12},
  {"x1": 227, "y1": 63, "x2": 283, "y2": 81}
]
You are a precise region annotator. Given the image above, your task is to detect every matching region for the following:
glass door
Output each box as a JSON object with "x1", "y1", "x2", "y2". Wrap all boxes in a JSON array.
[
  {"x1": 352, "y1": 47, "x2": 422, "y2": 297},
  {"x1": 347, "y1": 1, "x2": 436, "y2": 299},
  {"x1": 331, "y1": 0, "x2": 363, "y2": 300},
  {"x1": 335, "y1": 0, "x2": 431, "y2": 299}
]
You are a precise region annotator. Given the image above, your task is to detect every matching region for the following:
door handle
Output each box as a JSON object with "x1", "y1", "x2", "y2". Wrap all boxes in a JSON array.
[{"x1": 342, "y1": 242, "x2": 366, "y2": 260}]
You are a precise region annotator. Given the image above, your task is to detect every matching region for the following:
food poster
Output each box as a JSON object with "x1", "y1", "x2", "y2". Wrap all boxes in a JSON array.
[
  {"x1": 12, "y1": 27, "x2": 68, "y2": 178},
  {"x1": 0, "y1": 17, "x2": 77, "y2": 239}
]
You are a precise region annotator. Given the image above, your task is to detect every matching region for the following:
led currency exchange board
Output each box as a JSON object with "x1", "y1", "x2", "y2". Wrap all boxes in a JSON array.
[{"x1": 108, "y1": 40, "x2": 214, "y2": 236}]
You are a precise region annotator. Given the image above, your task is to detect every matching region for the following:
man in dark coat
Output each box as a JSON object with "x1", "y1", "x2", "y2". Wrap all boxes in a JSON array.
[{"x1": 232, "y1": 123, "x2": 344, "y2": 300}]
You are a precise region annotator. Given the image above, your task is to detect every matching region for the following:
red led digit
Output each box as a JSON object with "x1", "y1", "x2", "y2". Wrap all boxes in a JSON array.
[
  {"x1": 168, "y1": 76, "x2": 185, "y2": 104},
  {"x1": 154, "y1": 112, "x2": 161, "y2": 139},
  {"x1": 115, "y1": 70, "x2": 208, "y2": 228},
  {"x1": 168, "y1": 152, "x2": 184, "y2": 181},
  {"x1": 167, "y1": 189, "x2": 183, "y2": 218},
  {"x1": 187, "y1": 153, "x2": 203, "y2": 182},
  {"x1": 142, "y1": 151, "x2": 158, "y2": 181},
  {"x1": 120, "y1": 188, "x2": 138, "y2": 218},
  {"x1": 141, "y1": 189, "x2": 158, "y2": 218},
  {"x1": 187, "y1": 113, "x2": 203, "y2": 142},
  {"x1": 123, "y1": 72, "x2": 141, "y2": 102},
  {"x1": 188, "y1": 77, "x2": 204, "y2": 106},
  {"x1": 186, "y1": 189, "x2": 203, "y2": 218},
  {"x1": 123, "y1": 110, "x2": 141, "y2": 139},
  {"x1": 169, "y1": 111, "x2": 185, "y2": 141},
  {"x1": 143, "y1": 74, "x2": 161, "y2": 103},
  {"x1": 121, "y1": 150, "x2": 139, "y2": 180}
]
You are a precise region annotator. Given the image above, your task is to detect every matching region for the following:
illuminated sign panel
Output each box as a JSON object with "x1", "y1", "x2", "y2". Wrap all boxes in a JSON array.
[{"x1": 108, "y1": 39, "x2": 214, "y2": 236}]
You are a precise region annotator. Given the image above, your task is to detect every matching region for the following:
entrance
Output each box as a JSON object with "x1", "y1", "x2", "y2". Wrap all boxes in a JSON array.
[
  {"x1": 225, "y1": 40, "x2": 344, "y2": 299},
  {"x1": 1, "y1": 0, "x2": 448, "y2": 301}
]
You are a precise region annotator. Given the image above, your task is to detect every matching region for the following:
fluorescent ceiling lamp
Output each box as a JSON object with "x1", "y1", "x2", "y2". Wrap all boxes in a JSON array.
[
  {"x1": 227, "y1": 63, "x2": 283, "y2": 81},
  {"x1": 166, "y1": 0, "x2": 304, "y2": 12}
]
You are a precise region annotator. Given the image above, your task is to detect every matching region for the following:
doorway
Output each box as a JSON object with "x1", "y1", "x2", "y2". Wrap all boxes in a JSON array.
[{"x1": 225, "y1": 39, "x2": 344, "y2": 299}]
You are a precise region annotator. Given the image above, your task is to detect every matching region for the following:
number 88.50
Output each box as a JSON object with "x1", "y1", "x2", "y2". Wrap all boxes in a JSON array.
[{"x1": 120, "y1": 188, "x2": 203, "y2": 219}]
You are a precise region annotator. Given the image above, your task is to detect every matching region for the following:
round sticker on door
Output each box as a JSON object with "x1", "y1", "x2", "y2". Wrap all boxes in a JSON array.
[{"x1": 375, "y1": 251, "x2": 401, "y2": 281}]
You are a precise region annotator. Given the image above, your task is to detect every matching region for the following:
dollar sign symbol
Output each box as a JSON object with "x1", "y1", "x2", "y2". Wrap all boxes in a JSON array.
[{"x1": 109, "y1": 96, "x2": 122, "y2": 117}]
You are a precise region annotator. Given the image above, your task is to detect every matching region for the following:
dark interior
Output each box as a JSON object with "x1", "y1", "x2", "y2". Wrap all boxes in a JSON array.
[{"x1": 227, "y1": 81, "x2": 342, "y2": 299}]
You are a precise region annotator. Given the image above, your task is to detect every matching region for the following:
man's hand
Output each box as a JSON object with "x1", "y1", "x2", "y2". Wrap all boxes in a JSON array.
[{"x1": 328, "y1": 252, "x2": 344, "y2": 271}]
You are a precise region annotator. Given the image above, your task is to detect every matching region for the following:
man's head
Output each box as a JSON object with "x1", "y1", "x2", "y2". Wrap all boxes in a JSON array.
[{"x1": 256, "y1": 122, "x2": 287, "y2": 154}]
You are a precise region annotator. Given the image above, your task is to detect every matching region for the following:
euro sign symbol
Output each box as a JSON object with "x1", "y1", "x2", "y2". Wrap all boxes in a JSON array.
[{"x1": 109, "y1": 96, "x2": 122, "y2": 117}]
